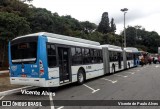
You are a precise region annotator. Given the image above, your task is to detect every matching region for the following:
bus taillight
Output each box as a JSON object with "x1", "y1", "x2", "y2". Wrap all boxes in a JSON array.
[{"x1": 39, "y1": 60, "x2": 44, "y2": 76}]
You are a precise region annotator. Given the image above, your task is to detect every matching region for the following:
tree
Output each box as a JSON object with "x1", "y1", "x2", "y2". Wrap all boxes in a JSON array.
[
  {"x1": 0, "y1": 0, "x2": 30, "y2": 16},
  {"x1": 0, "y1": 12, "x2": 31, "y2": 67},
  {"x1": 121, "y1": 26, "x2": 160, "y2": 53},
  {"x1": 0, "y1": 12, "x2": 30, "y2": 38},
  {"x1": 110, "y1": 18, "x2": 116, "y2": 33},
  {"x1": 28, "y1": 8, "x2": 54, "y2": 33},
  {"x1": 20, "y1": 0, "x2": 33, "y2": 2},
  {"x1": 81, "y1": 21, "x2": 97, "y2": 34},
  {"x1": 97, "y1": 12, "x2": 110, "y2": 34}
]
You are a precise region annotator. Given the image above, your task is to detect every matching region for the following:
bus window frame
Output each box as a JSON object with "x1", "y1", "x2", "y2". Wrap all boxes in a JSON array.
[{"x1": 46, "y1": 43, "x2": 58, "y2": 68}]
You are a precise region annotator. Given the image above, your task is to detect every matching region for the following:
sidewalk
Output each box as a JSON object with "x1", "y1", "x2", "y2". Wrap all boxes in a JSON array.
[{"x1": 0, "y1": 72, "x2": 25, "y2": 92}]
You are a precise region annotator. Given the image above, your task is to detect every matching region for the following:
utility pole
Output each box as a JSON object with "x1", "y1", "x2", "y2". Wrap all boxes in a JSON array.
[{"x1": 121, "y1": 8, "x2": 128, "y2": 47}]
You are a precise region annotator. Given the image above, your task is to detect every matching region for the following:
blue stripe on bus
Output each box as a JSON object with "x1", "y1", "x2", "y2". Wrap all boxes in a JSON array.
[
  {"x1": 50, "y1": 77, "x2": 59, "y2": 79},
  {"x1": 86, "y1": 68, "x2": 104, "y2": 73}
]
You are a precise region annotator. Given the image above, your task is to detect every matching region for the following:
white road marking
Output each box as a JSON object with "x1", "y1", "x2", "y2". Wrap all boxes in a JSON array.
[
  {"x1": 57, "y1": 106, "x2": 64, "y2": 109},
  {"x1": 83, "y1": 84, "x2": 100, "y2": 93},
  {"x1": 102, "y1": 78, "x2": 117, "y2": 83},
  {"x1": 124, "y1": 72, "x2": 135, "y2": 74},
  {"x1": 0, "y1": 96, "x2": 4, "y2": 100},
  {"x1": 114, "y1": 74, "x2": 128, "y2": 78},
  {"x1": 0, "y1": 86, "x2": 37, "y2": 96},
  {"x1": 49, "y1": 92, "x2": 55, "y2": 109}
]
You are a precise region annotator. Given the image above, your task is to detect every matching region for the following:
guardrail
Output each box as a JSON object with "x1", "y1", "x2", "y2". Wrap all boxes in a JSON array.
[{"x1": 0, "y1": 70, "x2": 9, "y2": 74}]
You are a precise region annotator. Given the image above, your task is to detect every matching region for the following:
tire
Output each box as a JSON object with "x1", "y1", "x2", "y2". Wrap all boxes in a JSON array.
[{"x1": 77, "y1": 69, "x2": 85, "y2": 85}]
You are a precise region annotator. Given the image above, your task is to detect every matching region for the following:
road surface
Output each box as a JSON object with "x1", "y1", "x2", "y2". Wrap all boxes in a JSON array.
[{"x1": 1, "y1": 64, "x2": 160, "y2": 109}]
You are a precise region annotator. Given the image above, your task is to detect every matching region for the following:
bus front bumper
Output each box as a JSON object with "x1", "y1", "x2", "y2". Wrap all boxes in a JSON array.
[{"x1": 10, "y1": 77, "x2": 47, "y2": 87}]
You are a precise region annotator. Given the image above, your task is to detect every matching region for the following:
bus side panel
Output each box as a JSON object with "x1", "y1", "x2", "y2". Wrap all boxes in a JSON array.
[
  {"x1": 71, "y1": 64, "x2": 104, "y2": 82},
  {"x1": 114, "y1": 61, "x2": 124, "y2": 72},
  {"x1": 126, "y1": 60, "x2": 134, "y2": 68},
  {"x1": 85, "y1": 64, "x2": 103, "y2": 79},
  {"x1": 48, "y1": 67, "x2": 60, "y2": 87},
  {"x1": 44, "y1": 37, "x2": 60, "y2": 87},
  {"x1": 38, "y1": 36, "x2": 48, "y2": 80}
]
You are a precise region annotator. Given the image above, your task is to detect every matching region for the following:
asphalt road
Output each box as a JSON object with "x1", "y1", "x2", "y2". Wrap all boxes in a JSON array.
[{"x1": 1, "y1": 64, "x2": 160, "y2": 109}]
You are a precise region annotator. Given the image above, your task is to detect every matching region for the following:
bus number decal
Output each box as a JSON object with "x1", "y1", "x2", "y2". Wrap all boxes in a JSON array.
[{"x1": 11, "y1": 66, "x2": 17, "y2": 71}]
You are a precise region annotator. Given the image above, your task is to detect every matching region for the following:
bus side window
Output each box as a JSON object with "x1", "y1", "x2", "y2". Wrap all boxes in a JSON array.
[
  {"x1": 75, "y1": 47, "x2": 82, "y2": 64},
  {"x1": 99, "y1": 50, "x2": 103, "y2": 63},
  {"x1": 90, "y1": 49, "x2": 94, "y2": 63},
  {"x1": 97, "y1": 50, "x2": 103, "y2": 63},
  {"x1": 94, "y1": 49, "x2": 97, "y2": 63},
  {"x1": 109, "y1": 51, "x2": 112, "y2": 62},
  {"x1": 47, "y1": 44, "x2": 57, "y2": 67},
  {"x1": 84, "y1": 48, "x2": 90, "y2": 64},
  {"x1": 71, "y1": 47, "x2": 76, "y2": 65}
]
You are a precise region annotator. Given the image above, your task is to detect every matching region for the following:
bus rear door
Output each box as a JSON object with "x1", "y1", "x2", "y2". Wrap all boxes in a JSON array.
[{"x1": 58, "y1": 47, "x2": 71, "y2": 84}]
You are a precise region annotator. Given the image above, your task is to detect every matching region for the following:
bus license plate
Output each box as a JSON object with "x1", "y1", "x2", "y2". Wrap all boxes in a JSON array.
[{"x1": 21, "y1": 74, "x2": 27, "y2": 77}]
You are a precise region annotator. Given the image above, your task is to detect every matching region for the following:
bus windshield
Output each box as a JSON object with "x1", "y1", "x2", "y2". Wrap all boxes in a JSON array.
[{"x1": 11, "y1": 42, "x2": 37, "y2": 64}]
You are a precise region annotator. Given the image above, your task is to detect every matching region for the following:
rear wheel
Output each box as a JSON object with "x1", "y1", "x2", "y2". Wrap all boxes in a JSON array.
[{"x1": 77, "y1": 69, "x2": 85, "y2": 85}]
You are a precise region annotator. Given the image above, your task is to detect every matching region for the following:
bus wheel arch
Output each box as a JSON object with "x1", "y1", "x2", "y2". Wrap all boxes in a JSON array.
[{"x1": 77, "y1": 67, "x2": 86, "y2": 85}]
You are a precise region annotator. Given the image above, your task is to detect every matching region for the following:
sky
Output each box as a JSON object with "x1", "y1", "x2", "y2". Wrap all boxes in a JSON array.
[{"x1": 30, "y1": 0, "x2": 160, "y2": 35}]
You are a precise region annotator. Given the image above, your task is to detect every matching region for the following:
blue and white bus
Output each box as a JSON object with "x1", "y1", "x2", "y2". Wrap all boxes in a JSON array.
[
  {"x1": 8, "y1": 32, "x2": 140, "y2": 87},
  {"x1": 8, "y1": 32, "x2": 104, "y2": 87}
]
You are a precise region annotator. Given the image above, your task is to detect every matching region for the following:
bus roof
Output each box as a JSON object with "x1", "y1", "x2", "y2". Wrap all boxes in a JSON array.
[
  {"x1": 13, "y1": 32, "x2": 100, "y2": 46},
  {"x1": 124, "y1": 47, "x2": 139, "y2": 53},
  {"x1": 101, "y1": 44, "x2": 123, "y2": 52}
]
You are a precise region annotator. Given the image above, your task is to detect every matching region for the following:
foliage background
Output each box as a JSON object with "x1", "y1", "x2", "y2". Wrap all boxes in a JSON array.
[{"x1": 0, "y1": 0, "x2": 160, "y2": 68}]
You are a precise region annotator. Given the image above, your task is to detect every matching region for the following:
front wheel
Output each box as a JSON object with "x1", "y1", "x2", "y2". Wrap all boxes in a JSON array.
[{"x1": 77, "y1": 69, "x2": 85, "y2": 85}]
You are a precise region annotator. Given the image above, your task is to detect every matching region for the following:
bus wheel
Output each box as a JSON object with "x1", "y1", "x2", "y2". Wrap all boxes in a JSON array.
[{"x1": 77, "y1": 69, "x2": 85, "y2": 85}]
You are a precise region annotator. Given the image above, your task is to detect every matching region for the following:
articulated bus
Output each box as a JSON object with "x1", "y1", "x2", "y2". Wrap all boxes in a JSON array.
[
  {"x1": 9, "y1": 32, "x2": 104, "y2": 87},
  {"x1": 8, "y1": 32, "x2": 139, "y2": 87}
]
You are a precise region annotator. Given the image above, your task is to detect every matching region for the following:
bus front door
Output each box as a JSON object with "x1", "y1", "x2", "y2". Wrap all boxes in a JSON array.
[{"x1": 58, "y1": 47, "x2": 70, "y2": 83}]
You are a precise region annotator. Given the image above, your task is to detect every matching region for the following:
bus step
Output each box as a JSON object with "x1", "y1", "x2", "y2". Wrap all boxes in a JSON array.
[{"x1": 64, "y1": 79, "x2": 69, "y2": 82}]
